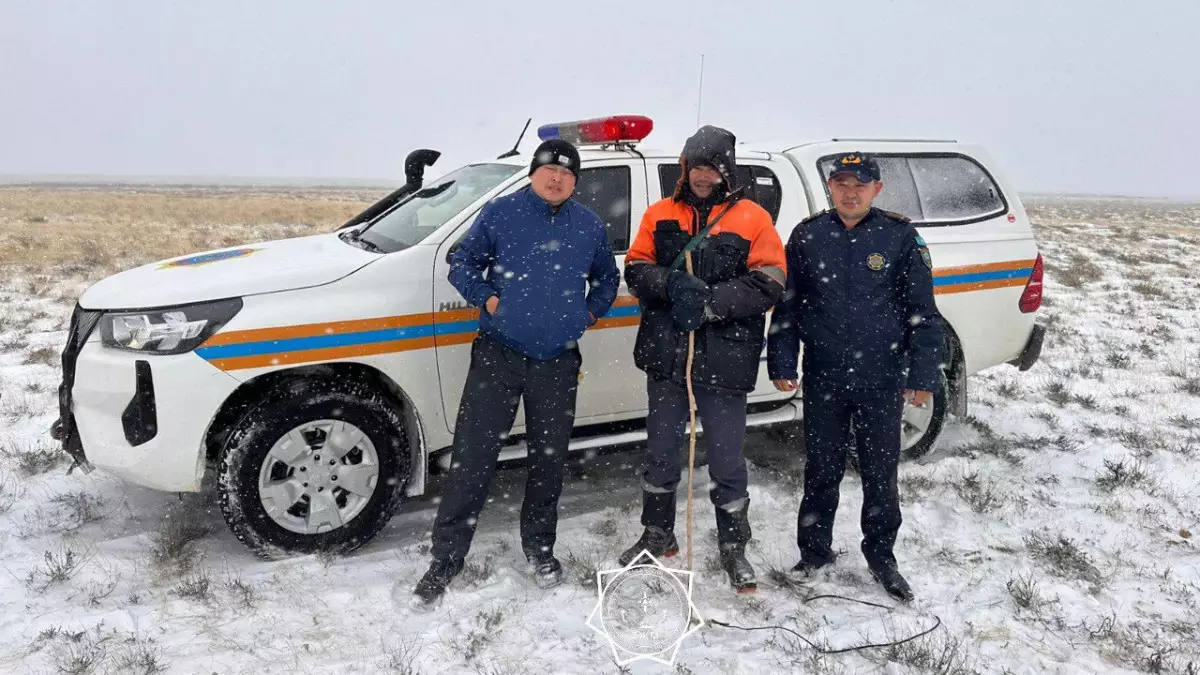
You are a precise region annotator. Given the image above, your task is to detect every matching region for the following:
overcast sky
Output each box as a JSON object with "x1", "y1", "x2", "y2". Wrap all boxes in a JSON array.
[{"x1": 2, "y1": 0, "x2": 1196, "y2": 198}]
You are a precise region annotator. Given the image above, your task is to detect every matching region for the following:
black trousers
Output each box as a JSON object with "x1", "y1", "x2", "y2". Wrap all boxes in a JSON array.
[
  {"x1": 430, "y1": 334, "x2": 581, "y2": 563},
  {"x1": 798, "y1": 383, "x2": 904, "y2": 569},
  {"x1": 642, "y1": 376, "x2": 749, "y2": 509}
]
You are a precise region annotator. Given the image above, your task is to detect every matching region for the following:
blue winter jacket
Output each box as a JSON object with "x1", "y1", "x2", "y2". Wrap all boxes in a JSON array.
[{"x1": 449, "y1": 187, "x2": 621, "y2": 360}]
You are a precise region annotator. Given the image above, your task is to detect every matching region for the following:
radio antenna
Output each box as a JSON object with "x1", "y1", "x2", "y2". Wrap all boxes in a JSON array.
[
  {"x1": 497, "y1": 118, "x2": 532, "y2": 159},
  {"x1": 695, "y1": 54, "x2": 705, "y2": 128}
]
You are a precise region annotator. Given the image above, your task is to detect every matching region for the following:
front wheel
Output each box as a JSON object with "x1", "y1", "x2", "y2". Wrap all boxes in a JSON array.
[
  {"x1": 217, "y1": 379, "x2": 410, "y2": 558},
  {"x1": 899, "y1": 373, "x2": 949, "y2": 460}
]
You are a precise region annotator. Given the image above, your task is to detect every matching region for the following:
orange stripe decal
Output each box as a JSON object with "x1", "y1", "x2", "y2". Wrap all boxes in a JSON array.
[
  {"x1": 209, "y1": 336, "x2": 438, "y2": 371},
  {"x1": 935, "y1": 277, "x2": 1028, "y2": 295},
  {"x1": 204, "y1": 313, "x2": 436, "y2": 347},
  {"x1": 934, "y1": 259, "x2": 1036, "y2": 277}
]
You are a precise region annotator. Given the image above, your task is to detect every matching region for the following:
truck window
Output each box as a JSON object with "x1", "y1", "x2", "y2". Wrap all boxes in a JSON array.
[
  {"x1": 574, "y1": 166, "x2": 632, "y2": 252},
  {"x1": 909, "y1": 156, "x2": 1005, "y2": 221},
  {"x1": 360, "y1": 163, "x2": 519, "y2": 253},
  {"x1": 657, "y1": 164, "x2": 783, "y2": 222},
  {"x1": 818, "y1": 153, "x2": 1007, "y2": 225}
]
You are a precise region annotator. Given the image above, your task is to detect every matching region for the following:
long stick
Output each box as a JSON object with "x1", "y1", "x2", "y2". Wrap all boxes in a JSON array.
[{"x1": 684, "y1": 251, "x2": 698, "y2": 571}]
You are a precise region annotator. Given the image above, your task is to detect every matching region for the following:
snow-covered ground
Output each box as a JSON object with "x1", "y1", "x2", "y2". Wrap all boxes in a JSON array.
[{"x1": 2, "y1": 197, "x2": 1199, "y2": 674}]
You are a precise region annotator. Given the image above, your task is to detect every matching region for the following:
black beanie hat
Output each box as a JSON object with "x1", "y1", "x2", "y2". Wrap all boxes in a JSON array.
[{"x1": 529, "y1": 139, "x2": 581, "y2": 178}]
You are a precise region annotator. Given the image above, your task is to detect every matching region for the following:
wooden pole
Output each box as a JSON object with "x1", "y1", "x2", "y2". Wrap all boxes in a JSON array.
[{"x1": 684, "y1": 251, "x2": 698, "y2": 571}]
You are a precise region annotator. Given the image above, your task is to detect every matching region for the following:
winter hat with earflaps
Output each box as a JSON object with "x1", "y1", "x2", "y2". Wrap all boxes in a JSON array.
[
  {"x1": 673, "y1": 125, "x2": 739, "y2": 199},
  {"x1": 682, "y1": 126, "x2": 738, "y2": 184},
  {"x1": 529, "y1": 139, "x2": 581, "y2": 179}
]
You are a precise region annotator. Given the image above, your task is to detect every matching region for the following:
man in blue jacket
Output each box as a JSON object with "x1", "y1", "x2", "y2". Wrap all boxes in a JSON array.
[
  {"x1": 767, "y1": 152, "x2": 942, "y2": 602},
  {"x1": 411, "y1": 139, "x2": 620, "y2": 608}
]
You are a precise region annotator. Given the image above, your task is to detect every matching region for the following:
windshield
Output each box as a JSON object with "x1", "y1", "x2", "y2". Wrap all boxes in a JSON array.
[{"x1": 357, "y1": 163, "x2": 519, "y2": 252}]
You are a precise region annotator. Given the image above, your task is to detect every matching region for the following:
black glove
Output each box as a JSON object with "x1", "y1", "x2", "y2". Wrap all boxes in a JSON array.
[
  {"x1": 667, "y1": 271, "x2": 711, "y2": 308},
  {"x1": 671, "y1": 301, "x2": 707, "y2": 332}
]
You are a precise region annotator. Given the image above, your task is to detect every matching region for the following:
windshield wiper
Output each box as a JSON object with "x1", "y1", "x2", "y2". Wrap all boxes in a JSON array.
[{"x1": 339, "y1": 229, "x2": 385, "y2": 254}]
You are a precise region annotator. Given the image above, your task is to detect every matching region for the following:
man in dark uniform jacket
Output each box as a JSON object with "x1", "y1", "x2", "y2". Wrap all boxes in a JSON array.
[{"x1": 767, "y1": 152, "x2": 942, "y2": 601}]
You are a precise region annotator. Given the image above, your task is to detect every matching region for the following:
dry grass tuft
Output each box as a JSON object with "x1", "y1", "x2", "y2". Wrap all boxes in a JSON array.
[{"x1": 24, "y1": 345, "x2": 59, "y2": 366}]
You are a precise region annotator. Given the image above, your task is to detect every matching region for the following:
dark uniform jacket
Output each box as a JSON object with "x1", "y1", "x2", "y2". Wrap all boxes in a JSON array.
[{"x1": 767, "y1": 207, "x2": 943, "y2": 392}]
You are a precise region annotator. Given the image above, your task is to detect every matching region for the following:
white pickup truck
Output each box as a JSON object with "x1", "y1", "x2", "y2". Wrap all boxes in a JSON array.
[{"x1": 52, "y1": 115, "x2": 1046, "y2": 556}]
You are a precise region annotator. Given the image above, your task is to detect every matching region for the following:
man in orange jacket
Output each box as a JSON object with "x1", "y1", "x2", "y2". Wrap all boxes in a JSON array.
[{"x1": 618, "y1": 125, "x2": 786, "y2": 592}]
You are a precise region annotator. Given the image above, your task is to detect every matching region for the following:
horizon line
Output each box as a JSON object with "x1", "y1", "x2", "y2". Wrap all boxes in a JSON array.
[{"x1": 1, "y1": 172, "x2": 1197, "y2": 202}]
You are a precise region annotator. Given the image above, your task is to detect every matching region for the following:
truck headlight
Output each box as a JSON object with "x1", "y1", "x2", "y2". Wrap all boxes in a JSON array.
[{"x1": 100, "y1": 298, "x2": 243, "y2": 354}]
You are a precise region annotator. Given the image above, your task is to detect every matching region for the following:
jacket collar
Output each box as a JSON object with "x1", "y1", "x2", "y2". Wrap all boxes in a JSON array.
[
  {"x1": 830, "y1": 207, "x2": 884, "y2": 230},
  {"x1": 522, "y1": 186, "x2": 572, "y2": 218}
]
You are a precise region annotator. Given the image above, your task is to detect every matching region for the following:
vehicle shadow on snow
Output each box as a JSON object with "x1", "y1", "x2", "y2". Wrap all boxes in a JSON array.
[
  {"x1": 98, "y1": 433, "x2": 791, "y2": 565},
  {"x1": 383, "y1": 443, "x2": 650, "y2": 546},
  {"x1": 382, "y1": 429, "x2": 811, "y2": 549},
  {"x1": 139, "y1": 423, "x2": 963, "y2": 563}
]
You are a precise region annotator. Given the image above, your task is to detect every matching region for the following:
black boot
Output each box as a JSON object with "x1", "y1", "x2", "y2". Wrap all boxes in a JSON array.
[
  {"x1": 618, "y1": 526, "x2": 680, "y2": 566},
  {"x1": 787, "y1": 558, "x2": 833, "y2": 581},
  {"x1": 526, "y1": 551, "x2": 564, "y2": 589},
  {"x1": 618, "y1": 489, "x2": 679, "y2": 566},
  {"x1": 410, "y1": 557, "x2": 464, "y2": 610},
  {"x1": 870, "y1": 562, "x2": 914, "y2": 602},
  {"x1": 715, "y1": 499, "x2": 757, "y2": 593}
]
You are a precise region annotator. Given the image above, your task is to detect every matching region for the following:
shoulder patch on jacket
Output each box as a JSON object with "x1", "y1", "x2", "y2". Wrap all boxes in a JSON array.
[
  {"x1": 799, "y1": 209, "x2": 830, "y2": 225},
  {"x1": 881, "y1": 209, "x2": 912, "y2": 223},
  {"x1": 916, "y1": 234, "x2": 933, "y2": 269}
]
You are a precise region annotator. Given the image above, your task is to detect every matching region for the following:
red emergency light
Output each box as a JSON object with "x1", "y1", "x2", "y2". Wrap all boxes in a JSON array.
[{"x1": 537, "y1": 115, "x2": 654, "y2": 145}]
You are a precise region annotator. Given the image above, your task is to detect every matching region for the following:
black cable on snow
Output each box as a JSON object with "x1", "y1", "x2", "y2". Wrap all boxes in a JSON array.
[{"x1": 708, "y1": 592, "x2": 943, "y2": 656}]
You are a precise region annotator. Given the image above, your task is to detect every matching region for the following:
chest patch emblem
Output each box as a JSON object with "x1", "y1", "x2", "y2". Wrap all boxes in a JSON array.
[{"x1": 867, "y1": 253, "x2": 886, "y2": 271}]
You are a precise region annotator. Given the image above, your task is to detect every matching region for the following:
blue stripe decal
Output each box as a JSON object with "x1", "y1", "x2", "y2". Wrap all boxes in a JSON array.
[
  {"x1": 604, "y1": 304, "x2": 641, "y2": 319},
  {"x1": 196, "y1": 324, "x2": 439, "y2": 360},
  {"x1": 433, "y1": 319, "x2": 480, "y2": 336},
  {"x1": 196, "y1": 309, "x2": 647, "y2": 361},
  {"x1": 934, "y1": 268, "x2": 1030, "y2": 286}
]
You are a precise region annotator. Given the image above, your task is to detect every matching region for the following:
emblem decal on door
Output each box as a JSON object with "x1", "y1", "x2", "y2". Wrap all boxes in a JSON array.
[{"x1": 159, "y1": 248, "x2": 259, "y2": 269}]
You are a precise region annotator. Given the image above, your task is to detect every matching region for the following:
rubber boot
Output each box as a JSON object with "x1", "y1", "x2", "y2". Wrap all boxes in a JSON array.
[
  {"x1": 618, "y1": 488, "x2": 679, "y2": 566},
  {"x1": 715, "y1": 498, "x2": 757, "y2": 593}
]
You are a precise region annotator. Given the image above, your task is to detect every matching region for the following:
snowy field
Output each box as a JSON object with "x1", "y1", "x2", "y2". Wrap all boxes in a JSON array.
[{"x1": 1, "y1": 192, "x2": 1199, "y2": 674}]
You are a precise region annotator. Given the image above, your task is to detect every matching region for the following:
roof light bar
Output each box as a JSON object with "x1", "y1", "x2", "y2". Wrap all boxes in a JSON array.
[{"x1": 537, "y1": 115, "x2": 654, "y2": 145}]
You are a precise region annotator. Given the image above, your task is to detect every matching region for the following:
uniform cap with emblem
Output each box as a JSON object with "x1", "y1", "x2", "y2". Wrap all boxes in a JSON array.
[{"x1": 829, "y1": 152, "x2": 881, "y2": 184}]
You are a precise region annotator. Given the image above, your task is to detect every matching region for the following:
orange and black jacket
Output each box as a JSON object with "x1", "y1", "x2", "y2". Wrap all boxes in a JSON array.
[{"x1": 625, "y1": 191, "x2": 786, "y2": 393}]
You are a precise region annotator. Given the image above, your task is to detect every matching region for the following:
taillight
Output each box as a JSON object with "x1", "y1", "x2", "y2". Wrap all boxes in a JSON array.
[{"x1": 1019, "y1": 253, "x2": 1043, "y2": 313}]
